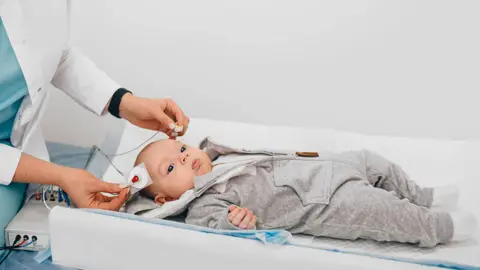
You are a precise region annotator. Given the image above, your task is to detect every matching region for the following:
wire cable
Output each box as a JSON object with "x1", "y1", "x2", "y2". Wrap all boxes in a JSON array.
[
  {"x1": 92, "y1": 146, "x2": 125, "y2": 176},
  {"x1": 16, "y1": 240, "x2": 26, "y2": 248},
  {"x1": 0, "y1": 235, "x2": 21, "y2": 251},
  {"x1": 0, "y1": 251, "x2": 10, "y2": 265},
  {"x1": 62, "y1": 190, "x2": 71, "y2": 207},
  {"x1": 58, "y1": 189, "x2": 63, "y2": 203},
  {"x1": 0, "y1": 235, "x2": 23, "y2": 264},
  {"x1": 12, "y1": 236, "x2": 21, "y2": 246},
  {"x1": 88, "y1": 130, "x2": 162, "y2": 177},
  {"x1": 43, "y1": 185, "x2": 51, "y2": 211},
  {"x1": 21, "y1": 241, "x2": 33, "y2": 248},
  {"x1": 107, "y1": 131, "x2": 161, "y2": 157}
]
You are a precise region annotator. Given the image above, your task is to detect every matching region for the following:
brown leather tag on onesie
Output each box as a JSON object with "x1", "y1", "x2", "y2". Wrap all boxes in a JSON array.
[{"x1": 295, "y1": 152, "x2": 319, "y2": 157}]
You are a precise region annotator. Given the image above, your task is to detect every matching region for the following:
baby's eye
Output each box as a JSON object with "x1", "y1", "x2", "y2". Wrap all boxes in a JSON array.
[
  {"x1": 180, "y1": 145, "x2": 187, "y2": 153},
  {"x1": 167, "y1": 164, "x2": 175, "y2": 174}
]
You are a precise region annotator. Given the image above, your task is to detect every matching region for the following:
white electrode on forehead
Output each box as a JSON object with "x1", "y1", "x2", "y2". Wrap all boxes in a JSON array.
[{"x1": 125, "y1": 163, "x2": 153, "y2": 195}]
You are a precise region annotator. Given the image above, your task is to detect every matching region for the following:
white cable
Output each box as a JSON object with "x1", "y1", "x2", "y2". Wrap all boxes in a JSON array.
[
  {"x1": 94, "y1": 146, "x2": 126, "y2": 176},
  {"x1": 105, "y1": 131, "x2": 161, "y2": 157},
  {"x1": 43, "y1": 185, "x2": 51, "y2": 211},
  {"x1": 92, "y1": 130, "x2": 163, "y2": 177},
  {"x1": 101, "y1": 123, "x2": 184, "y2": 157}
]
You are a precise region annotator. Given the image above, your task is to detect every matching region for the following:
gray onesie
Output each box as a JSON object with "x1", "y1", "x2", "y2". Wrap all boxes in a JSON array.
[{"x1": 185, "y1": 138, "x2": 454, "y2": 248}]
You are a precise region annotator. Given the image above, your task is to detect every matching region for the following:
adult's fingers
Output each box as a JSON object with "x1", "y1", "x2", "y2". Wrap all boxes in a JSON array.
[
  {"x1": 150, "y1": 104, "x2": 176, "y2": 133},
  {"x1": 166, "y1": 128, "x2": 180, "y2": 140},
  {"x1": 94, "y1": 192, "x2": 113, "y2": 202},
  {"x1": 165, "y1": 100, "x2": 189, "y2": 136},
  {"x1": 92, "y1": 181, "x2": 125, "y2": 194},
  {"x1": 93, "y1": 188, "x2": 130, "y2": 211},
  {"x1": 166, "y1": 99, "x2": 185, "y2": 125},
  {"x1": 178, "y1": 116, "x2": 190, "y2": 136}
]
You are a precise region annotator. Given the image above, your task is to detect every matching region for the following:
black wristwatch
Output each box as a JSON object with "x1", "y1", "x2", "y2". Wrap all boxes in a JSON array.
[{"x1": 108, "y1": 88, "x2": 132, "y2": 118}]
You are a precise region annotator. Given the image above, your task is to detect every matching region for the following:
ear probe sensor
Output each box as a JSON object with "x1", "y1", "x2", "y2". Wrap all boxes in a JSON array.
[
  {"x1": 169, "y1": 123, "x2": 184, "y2": 137},
  {"x1": 103, "y1": 163, "x2": 153, "y2": 198},
  {"x1": 122, "y1": 163, "x2": 153, "y2": 195}
]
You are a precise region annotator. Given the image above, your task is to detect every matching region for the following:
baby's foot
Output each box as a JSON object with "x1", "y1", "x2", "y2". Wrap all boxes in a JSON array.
[
  {"x1": 450, "y1": 211, "x2": 478, "y2": 242},
  {"x1": 431, "y1": 185, "x2": 459, "y2": 212}
]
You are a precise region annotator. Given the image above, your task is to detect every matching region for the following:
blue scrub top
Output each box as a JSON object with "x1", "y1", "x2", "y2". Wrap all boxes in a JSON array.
[
  {"x1": 0, "y1": 17, "x2": 28, "y2": 146},
  {"x1": 0, "y1": 16, "x2": 28, "y2": 260}
]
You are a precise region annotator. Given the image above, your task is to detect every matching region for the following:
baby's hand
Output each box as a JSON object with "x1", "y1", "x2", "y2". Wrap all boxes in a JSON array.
[{"x1": 228, "y1": 205, "x2": 256, "y2": 229}]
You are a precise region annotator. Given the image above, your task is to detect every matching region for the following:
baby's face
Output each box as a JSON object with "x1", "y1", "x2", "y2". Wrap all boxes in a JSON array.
[{"x1": 141, "y1": 139, "x2": 212, "y2": 203}]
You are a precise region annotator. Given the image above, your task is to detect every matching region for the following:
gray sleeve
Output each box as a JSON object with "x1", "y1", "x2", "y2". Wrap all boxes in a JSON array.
[{"x1": 186, "y1": 192, "x2": 253, "y2": 230}]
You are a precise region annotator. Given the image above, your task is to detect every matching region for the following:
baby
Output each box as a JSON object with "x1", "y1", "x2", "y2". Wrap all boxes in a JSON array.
[{"x1": 134, "y1": 138, "x2": 478, "y2": 248}]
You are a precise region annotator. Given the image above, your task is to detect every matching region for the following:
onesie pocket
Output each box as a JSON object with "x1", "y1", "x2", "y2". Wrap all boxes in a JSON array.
[{"x1": 273, "y1": 157, "x2": 333, "y2": 205}]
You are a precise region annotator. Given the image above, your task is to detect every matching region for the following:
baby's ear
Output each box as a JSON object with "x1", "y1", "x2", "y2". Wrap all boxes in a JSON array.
[
  {"x1": 154, "y1": 194, "x2": 167, "y2": 205},
  {"x1": 154, "y1": 194, "x2": 176, "y2": 205}
]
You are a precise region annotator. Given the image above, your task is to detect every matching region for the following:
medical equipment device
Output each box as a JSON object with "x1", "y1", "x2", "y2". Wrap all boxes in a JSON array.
[
  {"x1": 6, "y1": 181, "x2": 73, "y2": 251},
  {"x1": 0, "y1": 234, "x2": 23, "y2": 265},
  {"x1": 4, "y1": 197, "x2": 56, "y2": 251}
]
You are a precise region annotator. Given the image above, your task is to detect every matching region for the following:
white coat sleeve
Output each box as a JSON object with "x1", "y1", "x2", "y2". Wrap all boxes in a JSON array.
[
  {"x1": 0, "y1": 144, "x2": 22, "y2": 185},
  {"x1": 50, "y1": 47, "x2": 120, "y2": 116}
]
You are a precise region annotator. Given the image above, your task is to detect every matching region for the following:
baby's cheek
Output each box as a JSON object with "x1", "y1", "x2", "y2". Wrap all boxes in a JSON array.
[
  {"x1": 184, "y1": 172, "x2": 196, "y2": 189},
  {"x1": 174, "y1": 170, "x2": 195, "y2": 189}
]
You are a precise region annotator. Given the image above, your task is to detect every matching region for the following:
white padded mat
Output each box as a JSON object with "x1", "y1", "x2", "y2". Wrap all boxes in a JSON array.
[
  {"x1": 102, "y1": 118, "x2": 480, "y2": 269},
  {"x1": 292, "y1": 234, "x2": 479, "y2": 268}
]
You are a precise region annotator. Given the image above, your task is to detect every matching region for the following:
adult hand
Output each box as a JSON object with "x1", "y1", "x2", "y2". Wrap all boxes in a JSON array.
[
  {"x1": 59, "y1": 168, "x2": 130, "y2": 211},
  {"x1": 118, "y1": 93, "x2": 190, "y2": 139}
]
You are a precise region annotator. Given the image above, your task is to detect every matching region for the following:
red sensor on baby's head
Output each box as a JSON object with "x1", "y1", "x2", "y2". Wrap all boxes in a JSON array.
[
  {"x1": 132, "y1": 176, "x2": 139, "y2": 183},
  {"x1": 124, "y1": 163, "x2": 153, "y2": 195}
]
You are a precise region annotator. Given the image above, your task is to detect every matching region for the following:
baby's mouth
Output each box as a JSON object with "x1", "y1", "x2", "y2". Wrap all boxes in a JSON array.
[{"x1": 192, "y1": 159, "x2": 201, "y2": 171}]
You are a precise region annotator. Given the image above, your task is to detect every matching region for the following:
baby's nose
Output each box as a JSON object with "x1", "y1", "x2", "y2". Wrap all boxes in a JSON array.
[{"x1": 180, "y1": 153, "x2": 189, "y2": 164}]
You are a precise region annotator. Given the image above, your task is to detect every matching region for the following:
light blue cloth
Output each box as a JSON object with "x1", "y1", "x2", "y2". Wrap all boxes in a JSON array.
[{"x1": 0, "y1": 16, "x2": 28, "y2": 261}]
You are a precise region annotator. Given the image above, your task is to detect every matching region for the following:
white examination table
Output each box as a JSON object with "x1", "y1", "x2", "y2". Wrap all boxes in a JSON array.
[{"x1": 48, "y1": 118, "x2": 480, "y2": 270}]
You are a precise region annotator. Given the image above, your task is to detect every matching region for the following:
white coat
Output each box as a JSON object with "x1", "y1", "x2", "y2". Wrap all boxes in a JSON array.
[{"x1": 0, "y1": 0, "x2": 119, "y2": 186}]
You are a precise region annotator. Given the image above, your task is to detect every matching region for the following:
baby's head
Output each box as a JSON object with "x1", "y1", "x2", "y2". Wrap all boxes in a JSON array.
[{"x1": 134, "y1": 139, "x2": 212, "y2": 205}]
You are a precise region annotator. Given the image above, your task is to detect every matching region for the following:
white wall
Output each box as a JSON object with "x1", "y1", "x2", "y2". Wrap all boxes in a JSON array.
[{"x1": 47, "y1": 0, "x2": 480, "y2": 141}]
